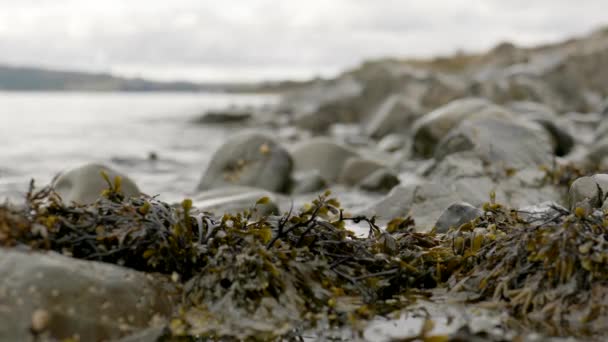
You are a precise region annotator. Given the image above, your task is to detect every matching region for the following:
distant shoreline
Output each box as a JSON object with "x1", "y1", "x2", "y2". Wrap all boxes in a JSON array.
[{"x1": 0, "y1": 64, "x2": 308, "y2": 93}]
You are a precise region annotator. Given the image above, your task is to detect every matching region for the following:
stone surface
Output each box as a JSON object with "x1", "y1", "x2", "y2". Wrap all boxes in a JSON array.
[
  {"x1": 517, "y1": 201, "x2": 569, "y2": 223},
  {"x1": 193, "y1": 108, "x2": 252, "y2": 124},
  {"x1": 410, "y1": 98, "x2": 496, "y2": 158},
  {"x1": 53, "y1": 163, "x2": 140, "y2": 205},
  {"x1": 434, "y1": 202, "x2": 483, "y2": 233},
  {"x1": 290, "y1": 170, "x2": 327, "y2": 195},
  {"x1": 358, "y1": 169, "x2": 400, "y2": 193},
  {"x1": 192, "y1": 186, "x2": 283, "y2": 217},
  {"x1": 197, "y1": 132, "x2": 293, "y2": 193},
  {"x1": 377, "y1": 134, "x2": 406, "y2": 153},
  {"x1": 568, "y1": 174, "x2": 608, "y2": 211},
  {"x1": 338, "y1": 157, "x2": 386, "y2": 186},
  {"x1": 363, "y1": 95, "x2": 421, "y2": 138},
  {"x1": 290, "y1": 138, "x2": 359, "y2": 183},
  {"x1": 0, "y1": 248, "x2": 174, "y2": 341},
  {"x1": 433, "y1": 117, "x2": 554, "y2": 171}
]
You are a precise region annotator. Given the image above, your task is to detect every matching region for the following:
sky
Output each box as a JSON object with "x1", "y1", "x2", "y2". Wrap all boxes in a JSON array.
[{"x1": 0, "y1": 0, "x2": 606, "y2": 82}]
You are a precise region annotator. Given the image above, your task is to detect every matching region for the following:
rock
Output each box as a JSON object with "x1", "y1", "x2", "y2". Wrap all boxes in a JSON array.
[
  {"x1": 291, "y1": 138, "x2": 358, "y2": 183},
  {"x1": 517, "y1": 201, "x2": 568, "y2": 223},
  {"x1": 338, "y1": 157, "x2": 386, "y2": 186},
  {"x1": 434, "y1": 202, "x2": 483, "y2": 233},
  {"x1": 358, "y1": 169, "x2": 400, "y2": 193},
  {"x1": 191, "y1": 186, "x2": 283, "y2": 217},
  {"x1": 411, "y1": 98, "x2": 511, "y2": 158},
  {"x1": 359, "y1": 178, "x2": 495, "y2": 231},
  {"x1": 193, "y1": 108, "x2": 252, "y2": 124},
  {"x1": 433, "y1": 117, "x2": 553, "y2": 171},
  {"x1": 53, "y1": 163, "x2": 140, "y2": 205},
  {"x1": 568, "y1": 174, "x2": 608, "y2": 211},
  {"x1": 506, "y1": 101, "x2": 574, "y2": 156},
  {"x1": 0, "y1": 248, "x2": 174, "y2": 341},
  {"x1": 363, "y1": 95, "x2": 421, "y2": 138},
  {"x1": 197, "y1": 132, "x2": 293, "y2": 193},
  {"x1": 290, "y1": 171, "x2": 327, "y2": 195},
  {"x1": 377, "y1": 134, "x2": 406, "y2": 153}
]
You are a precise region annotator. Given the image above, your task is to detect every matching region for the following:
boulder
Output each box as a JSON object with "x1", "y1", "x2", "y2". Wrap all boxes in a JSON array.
[
  {"x1": 516, "y1": 201, "x2": 568, "y2": 223},
  {"x1": 358, "y1": 169, "x2": 400, "y2": 193},
  {"x1": 197, "y1": 133, "x2": 293, "y2": 193},
  {"x1": 290, "y1": 138, "x2": 358, "y2": 183},
  {"x1": 433, "y1": 117, "x2": 553, "y2": 171},
  {"x1": 191, "y1": 186, "x2": 283, "y2": 217},
  {"x1": 290, "y1": 170, "x2": 327, "y2": 195},
  {"x1": 0, "y1": 248, "x2": 174, "y2": 341},
  {"x1": 568, "y1": 174, "x2": 608, "y2": 211},
  {"x1": 377, "y1": 134, "x2": 406, "y2": 153},
  {"x1": 359, "y1": 178, "x2": 495, "y2": 231},
  {"x1": 506, "y1": 101, "x2": 574, "y2": 156},
  {"x1": 53, "y1": 163, "x2": 140, "y2": 205},
  {"x1": 434, "y1": 202, "x2": 483, "y2": 233},
  {"x1": 363, "y1": 95, "x2": 421, "y2": 138},
  {"x1": 338, "y1": 157, "x2": 386, "y2": 186},
  {"x1": 411, "y1": 98, "x2": 511, "y2": 158},
  {"x1": 193, "y1": 108, "x2": 252, "y2": 124}
]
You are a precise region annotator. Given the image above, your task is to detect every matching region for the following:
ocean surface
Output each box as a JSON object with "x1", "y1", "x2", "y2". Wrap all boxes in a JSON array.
[{"x1": 0, "y1": 92, "x2": 278, "y2": 203}]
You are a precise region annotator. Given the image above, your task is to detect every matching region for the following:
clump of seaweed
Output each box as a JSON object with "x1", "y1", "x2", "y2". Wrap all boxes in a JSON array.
[
  {"x1": 4, "y1": 177, "x2": 608, "y2": 339},
  {"x1": 448, "y1": 196, "x2": 608, "y2": 336}
]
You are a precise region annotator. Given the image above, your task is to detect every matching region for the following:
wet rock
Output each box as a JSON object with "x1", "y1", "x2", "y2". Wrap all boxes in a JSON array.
[
  {"x1": 197, "y1": 132, "x2": 293, "y2": 193},
  {"x1": 517, "y1": 201, "x2": 568, "y2": 223},
  {"x1": 377, "y1": 134, "x2": 406, "y2": 153},
  {"x1": 411, "y1": 98, "x2": 511, "y2": 158},
  {"x1": 192, "y1": 186, "x2": 283, "y2": 217},
  {"x1": 434, "y1": 117, "x2": 553, "y2": 171},
  {"x1": 338, "y1": 157, "x2": 386, "y2": 186},
  {"x1": 568, "y1": 174, "x2": 608, "y2": 211},
  {"x1": 359, "y1": 178, "x2": 494, "y2": 231},
  {"x1": 291, "y1": 138, "x2": 358, "y2": 183},
  {"x1": 193, "y1": 108, "x2": 252, "y2": 124},
  {"x1": 0, "y1": 248, "x2": 174, "y2": 341},
  {"x1": 358, "y1": 169, "x2": 400, "y2": 193},
  {"x1": 290, "y1": 170, "x2": 327, "y2": 195},
  {"x1": 363, "y1": 95, "x2": 421, "y2": 138},
  {"x1": 435, "y1": 202, "x2": 483, "y2": 233},
  {"x1": 53, "y1": 163, "x2": 140, "y2": 205}
]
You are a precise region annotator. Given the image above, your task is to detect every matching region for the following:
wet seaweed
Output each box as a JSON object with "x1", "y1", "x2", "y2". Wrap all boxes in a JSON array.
[{"x1": 3, "y1": 177, "x2": 608, "y2": 340}]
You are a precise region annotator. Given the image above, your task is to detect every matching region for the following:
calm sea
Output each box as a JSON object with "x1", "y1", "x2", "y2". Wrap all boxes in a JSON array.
[{"x1": 0, "y1": 92, "x2": 277, "y2": 203}]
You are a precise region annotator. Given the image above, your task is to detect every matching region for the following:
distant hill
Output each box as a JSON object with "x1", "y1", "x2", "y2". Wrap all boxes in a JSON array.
[{"x1": 0, "y1": 65, "x2": 295, "y2": 92}]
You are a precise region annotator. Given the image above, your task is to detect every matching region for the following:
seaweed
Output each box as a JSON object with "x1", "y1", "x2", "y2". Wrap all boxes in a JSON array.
[{"x1": 3, "y1": 178, "x2": 608, "y2": 340}]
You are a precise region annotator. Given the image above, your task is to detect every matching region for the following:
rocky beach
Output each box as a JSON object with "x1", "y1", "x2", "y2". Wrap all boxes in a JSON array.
[{"x1": 2, "y1": 26, "x2": 608, "y2": 341}]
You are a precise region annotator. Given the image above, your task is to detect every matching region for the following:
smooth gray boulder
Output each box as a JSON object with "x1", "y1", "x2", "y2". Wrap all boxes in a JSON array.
[
  {"x1": 411, "y1": 98, "x2": 501, "y2": 158},
  {"x1": 434, "y1": 117, "x2": 553, "y2": 171},
  {"x1": 435, "y1": 202, "x2": 483, "y2": 233},
  {"x1": 363, "y1": 95, "x2": 421, "y2": 138},
  {"x1": 0, "y1": 248, "x2": 174, "y2": 341},
  {"x1": 290, "y1": 138, "x2": 358, "y2": 183},
  {"x1": 53, "y1": 163, "x2": 140, "y2": 205},
  {"x1": 358, "y1": 169, "x2": 400, "y2": 193},
  {"x1": 517, "y1": 201, "x2": 568, "y2": 223},
  {"x1": 338, "y1": 157, "x2": 386, "y2": 186},
  {"x1": 290, "y1": 170, "x2": 327, "y2": 195},
  {"x1": 193, "y1": 108, "x2": 252, "y2": 124},
  {"x1": 568, "y1": 174, "x2": 608, "y2": 211},
  {"x1": 377, "y1": 134, "x2": 406, "y2": 153},
  {"x1": 359, "y1": 178, "x2": 496, "y2": 231},
  {"x1": 191, "y1": 186, "x2": 283, "y2": 217},
  {"x1": 197, "y1": 133, "x2": 293, "y2": 193}
]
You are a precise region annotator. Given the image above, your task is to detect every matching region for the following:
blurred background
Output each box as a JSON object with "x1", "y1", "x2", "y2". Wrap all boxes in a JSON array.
[{"x1": 1, "y1": 0, "x2": 607, "y2": 203}]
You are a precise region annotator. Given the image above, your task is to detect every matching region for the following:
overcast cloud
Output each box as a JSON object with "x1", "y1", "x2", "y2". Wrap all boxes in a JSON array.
[{"x1": 0, "y1": 0, "x2": 606, "y2": 81}]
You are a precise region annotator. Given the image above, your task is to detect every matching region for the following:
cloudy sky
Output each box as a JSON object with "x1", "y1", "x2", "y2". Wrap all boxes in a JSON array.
[{"x1": 0, "y1": 0, "x2": 606, "y2": 82}]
